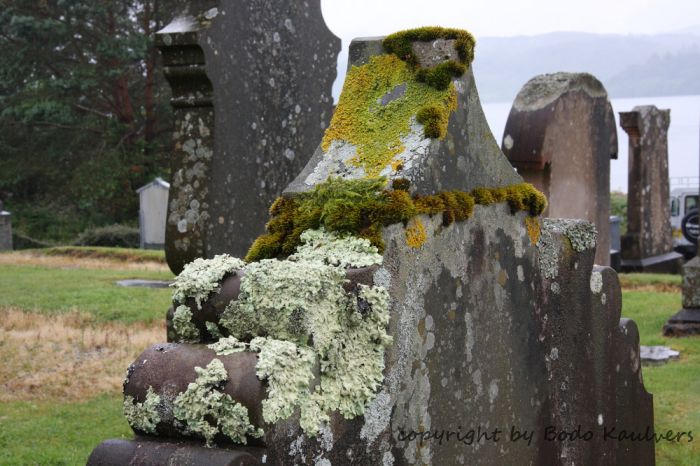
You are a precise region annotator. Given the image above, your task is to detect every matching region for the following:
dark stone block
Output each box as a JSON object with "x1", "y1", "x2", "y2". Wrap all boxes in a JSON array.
[{"x1": 157, "y1": 1, "x2": 340, "y2": 274}]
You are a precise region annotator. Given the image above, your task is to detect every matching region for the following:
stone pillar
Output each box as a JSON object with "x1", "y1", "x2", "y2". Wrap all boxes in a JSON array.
[
  {"x1": 665, "y1": 120, "x2": 700, "y2": 335},
  {"x1": 0, "y1": 201, "x2": 12, "y2": 251},
  {"x1": 620, "y1": 105, "x2": 683, "y2": 273},
  {"x1": 501, "y1": 73, "x2": 617, "y2": 266},
  {"x1": 157, "y1": 0, "x2": 340, "y2": 274}
]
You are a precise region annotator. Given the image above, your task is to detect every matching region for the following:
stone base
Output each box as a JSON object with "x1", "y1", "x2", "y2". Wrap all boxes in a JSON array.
[
  {"x1": 87, "y1": 438, "x2": 265, "y2": 466},
  {"x1": 620, "y1": 251, "x2": 684, "y2": 274},
  {"x1": 663, "y1": 308, "x2": 700, "y2": 337},
  {"x1": 610, "y1": 249, "x2": 621, "y2": 272}
]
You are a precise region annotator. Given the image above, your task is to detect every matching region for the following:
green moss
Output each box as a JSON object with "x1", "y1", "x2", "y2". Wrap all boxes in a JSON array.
[
  {"x1": 172, "y1": 304, "x2": 201, "y2": 343},
  {"x1": 123, "y1": 386, "x2": 161, "y2": 434},
  {"x1": 172, "y1": 358, "x2": 262, "y2": 447},
  {"x1": 391, "y1": 178, "x2": 411, "y2": 191},
  {"x1": 321, "y1": 54, "x2": 458, "y2": 177},
  {"x1": 416, "y1": 61, "x2": 468, "y2": 91},
  {"x1": 382, "y1": 26, "x2": 476, "y2": 67},
  {"x1": 416, "y1": 104, "x2": 449, "y2": 138},
  {"x1": 246, "y1": 177, "x2": 547, "y2": 262},
  {"x1": 171, "y1": 254, "x2": 245, "y2": 309}
]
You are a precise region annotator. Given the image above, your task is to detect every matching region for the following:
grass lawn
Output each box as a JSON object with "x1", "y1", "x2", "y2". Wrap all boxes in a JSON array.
[
  {"x1": 621, "y1": 289, "x2": 700, "y2": 465},
  {"x1": 0, "y1": 251, "x2": 697, "y2": 465}
]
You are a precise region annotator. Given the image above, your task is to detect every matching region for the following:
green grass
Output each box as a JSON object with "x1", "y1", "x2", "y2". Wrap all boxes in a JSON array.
[
  {"x1": 0, "y1": 264, "x2": 173, "y2": 323},
  {"x1": 619, "y1": 272, "x2": 683, "y2": 288},
  {"x1": 42, "y1": 246, "x2": 166, "y2": 263},
  {"x1": 621, "y1": 288, "x2": 700, "y2": 465},
  {"x1": 0, "y1": 394, "x2": 131, "y2": 466}
]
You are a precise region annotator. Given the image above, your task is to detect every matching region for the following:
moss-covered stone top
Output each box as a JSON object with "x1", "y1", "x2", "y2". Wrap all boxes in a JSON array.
[
  {"x1": 246, "y1": 177, "x2": 547, "y2": 262},
  {"x1": 382, "y1": 26, "x2": 476, "y2": 67}
]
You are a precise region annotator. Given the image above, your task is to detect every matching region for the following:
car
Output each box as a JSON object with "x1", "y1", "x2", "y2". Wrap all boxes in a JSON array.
[{"x1": 670, "y1": 187, "x2": 699, "y2": 258}]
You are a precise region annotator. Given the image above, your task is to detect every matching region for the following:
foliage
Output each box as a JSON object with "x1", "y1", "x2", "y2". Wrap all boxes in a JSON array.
[
  {"x1": 610, "y1": 191, "x2": 627, "y2": 235},
  {"x1": 73, "y1": 224, "x2": 140, "y2": 248},
  {"x1": 0, "y1": 0, "x2": 178, "y2": 243}
]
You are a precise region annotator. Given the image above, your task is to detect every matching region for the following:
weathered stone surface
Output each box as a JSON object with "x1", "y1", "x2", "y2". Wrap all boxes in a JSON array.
[
  {"x1": 620, "y1": 105, "x2": 683, "y2": 272},
  {"x1": 91, "y1": 32, "x2": 654, "y2": 466},
  {"x1": 87, "y1": 438, "x2": 263, "y2": 466},
  {"x1": 501, "y1": 73, "x2": 617, "y2": 265},
  {"x1": 0, "y1": 201, "x2": 12, "y2": 251},
  {"x1": 157, "y1": 1, "x2": 340, "y2": 274},
  {"x1": 640, "y1": 345, "x2": 680, "y2": 365}
]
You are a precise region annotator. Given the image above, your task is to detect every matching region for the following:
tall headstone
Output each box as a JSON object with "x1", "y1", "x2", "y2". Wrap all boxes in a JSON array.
[
  {"x1": 0, "y1": 201, "x2": 12, "y2": 251},
  {"x1": 89, "y1": 30, "x2": 654, "y2": 466},
  {"x1": 501, "y1": 73, "x2": 617, "y2": 266},
  {"x1": 157, "y1": 0, "x2": 340, "y2": 274},
  {"x1": 665, "y1": 120, "x2": 700, "y2": 335},
  {"x1": 620, "y1": 105, "x2": 683, "y2": 272}
]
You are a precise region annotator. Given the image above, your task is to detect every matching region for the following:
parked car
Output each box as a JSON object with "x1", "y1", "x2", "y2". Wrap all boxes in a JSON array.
[{"x1": 670, "y1": 187, "x2": 698, "y2": 258}]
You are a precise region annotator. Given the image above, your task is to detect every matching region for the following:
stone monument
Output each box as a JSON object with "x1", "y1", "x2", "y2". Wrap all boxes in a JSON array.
[
  {"x1": 0, "y1": 201, "x2": 12, "y2": 251},
  {"x1": 501, "y1": 72, "x2": 617, "y2": 266},
  {"x1": 619, "y1": 105, "x2": 683, "y2": 273},
  {"x1": 665, "y1": 122, "x2": 700, "y2": 335},
  {"x1": 137, "y1": 177, "x2": 170, "y2": 249},
  {"x1": 89, "y1": 28, "x2": 654, "y2": 466},
  {"x1": 157, "y1": 0, "x2": 340, "y2": 274}
]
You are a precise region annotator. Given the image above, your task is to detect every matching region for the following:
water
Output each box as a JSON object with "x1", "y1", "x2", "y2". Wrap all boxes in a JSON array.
[{"x1": 482, "y1": 95, "x2": 700, "y2": 193}]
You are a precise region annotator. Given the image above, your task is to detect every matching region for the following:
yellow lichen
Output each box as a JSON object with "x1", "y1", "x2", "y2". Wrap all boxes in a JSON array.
[
  {"x1": 405, "y1": 218, "x2": 427, "y2": 248},
  {"x1": 525, "y1": 216, "x2": 541, "y2": 245},
  {"x1": 321, "y1": 54, "x2": 458, "y2": 177}
]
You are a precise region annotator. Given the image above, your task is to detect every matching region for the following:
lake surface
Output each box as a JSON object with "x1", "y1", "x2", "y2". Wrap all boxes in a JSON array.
[{"x1": 482, "y1": 95, "x2": 700, "y2": 193}]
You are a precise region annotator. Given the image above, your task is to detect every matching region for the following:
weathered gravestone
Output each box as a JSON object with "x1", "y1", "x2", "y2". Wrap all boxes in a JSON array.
[
  {"x1": 157, "y1": 0, "x2": 340, "y2": 274},
  {"x1": 620, "y1": 105, "x2": 683, "y2": 273},
  {"x1": 137, "y1": 177, "x2": 170, "y2": 249},
  {"x1": 0, "y1": 201, "x2": 12, "y2": 251},
  {"x1": 88, "y1": 28, "x2": 654, "y2": 466},
  {"x1": 501, "y1": 73, "x2": 618, "y2": 266},
  {"x1": 665, "y1": 122, "x2": 700, "y2": 336}
]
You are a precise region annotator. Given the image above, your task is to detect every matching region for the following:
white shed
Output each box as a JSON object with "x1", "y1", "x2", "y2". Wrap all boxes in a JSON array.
[{"x1": 136, "y1": 177, "x2": 170, "y2": 249}]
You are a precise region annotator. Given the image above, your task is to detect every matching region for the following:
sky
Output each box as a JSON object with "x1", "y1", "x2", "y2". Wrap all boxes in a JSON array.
[{"x1": 321, "y1": 0, "x2": 700, "y2": 40}]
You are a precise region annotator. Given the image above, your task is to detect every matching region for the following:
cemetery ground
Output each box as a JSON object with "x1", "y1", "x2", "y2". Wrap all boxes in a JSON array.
[{"x1": 0, "y1": 250, "x2": 697, "y2": 465}]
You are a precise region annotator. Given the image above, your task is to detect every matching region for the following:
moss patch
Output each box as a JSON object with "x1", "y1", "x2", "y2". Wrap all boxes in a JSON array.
[
  {"x1": 405, "y1": 218, "x2": 427, "y2": 249},
  {"x1": 382, "y1": 26, "x2": 476, "y2": 67},
  {"x1": 321, "y1": 54, "x2": 457, "y2": 176},
  {"x1": 246, "y1": 177, "x2": 547, "y2": 262}
]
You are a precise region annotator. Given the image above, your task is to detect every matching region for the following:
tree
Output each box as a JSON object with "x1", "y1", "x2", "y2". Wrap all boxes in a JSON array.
[{"x1": 0, "y1": 0, "x2": 175, "y2": 241}]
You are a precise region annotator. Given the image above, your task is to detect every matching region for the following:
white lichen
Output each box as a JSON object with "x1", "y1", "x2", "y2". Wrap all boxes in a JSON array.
[
  {"x1": 123, "y1": 386, "x2": 161, "y2": 434},
  {"x1": 288, "y1": 228, "x2": 382, "y2": 268},
  {"x1": 173, "y1": 305, "x2": 200, "y2": 343},
  {"x1": 173, "y1": 358, "x2": 262, "y2": 447},
  {"x1": 543, "y1": 218, "x2": 597, "y2": 252},
  {"x1": 171, "y1": 254, "x2": 245, "y2": 308},
  {"x1": 590, "y1": 271, "x2": 603, "y2": 294},
  {"x1": 208, "y1": 336, "x2": 248, "y2": 355}
]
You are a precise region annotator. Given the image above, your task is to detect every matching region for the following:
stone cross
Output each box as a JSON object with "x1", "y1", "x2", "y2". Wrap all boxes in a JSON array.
[
  {"x1": 620, "y1": 105, "x2": 683, "y2": 272},
  {"x1": 157, "y1": 0, "x2": 340, "y2": 274},
  {"x1": 501, "y1": 72, "x2": 617, "y2": 266}
]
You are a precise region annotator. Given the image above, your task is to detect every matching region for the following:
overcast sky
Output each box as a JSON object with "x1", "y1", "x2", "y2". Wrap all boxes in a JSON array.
[{"x1": 321, "y1": 0, "x2": 700, "y2": 39}]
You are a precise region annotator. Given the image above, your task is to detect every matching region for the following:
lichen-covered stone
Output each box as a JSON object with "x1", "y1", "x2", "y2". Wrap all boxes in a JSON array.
[
  {"x1": 171, "y1": 254, "x2": 245, "y2": 308},
  {"x1": 172, "y1": 358, "x2": 262, "y2": 446},
  {"x1": 172, "y1": 304, "x2": 201, "y2": 343},
  {"x1": 123, "y1": 386, "x2": 161, "y2": 434}
]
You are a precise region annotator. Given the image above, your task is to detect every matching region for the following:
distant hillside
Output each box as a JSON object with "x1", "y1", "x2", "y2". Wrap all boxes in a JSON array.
[{"x1": 468, "y1": 31, "x2": 700, "y2": 102}]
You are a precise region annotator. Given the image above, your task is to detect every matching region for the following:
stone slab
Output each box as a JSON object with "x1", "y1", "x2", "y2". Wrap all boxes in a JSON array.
[
  {"x1": 620, "y1": 251, "x2": 684, "y2": 274},
  {"x1": 116, "y1": 279, "x2": 172, "y2": 289},
  {"x1": 640, "y1": 345, "x2": 680, "y2": 365},
  {"x1": 157, "y1": 1, "x2": 340, "y2": 274},
  {"x1": 663, "y1": 307, "x2": 700, "y2": 336}
]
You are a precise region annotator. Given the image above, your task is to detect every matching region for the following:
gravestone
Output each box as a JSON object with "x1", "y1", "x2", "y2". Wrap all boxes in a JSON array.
[
  {"x1": 0, "y1": 201, "x2": 12, "y2": 251},
  {"x1": 665, "y1": 121, "x2": 700, "y2": 335},
  {"x1": 620, "y1": 105, "x2": 683, "y2": 273},
  {"x1": 137, "y1": 177, "x2": 170, "y2": 249},
  {"x1": 89, "y1": 29, "x2": 654, "y2": 466},
  {"x1": 501, "y1": 73, "x2": 617, "y2": 266},
  {"x1": 157, "y1": 0, "x2": 340, "y2": 274},
  {"x1": 610, "y1": 215, "x2": 622, "y2": 270}
]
